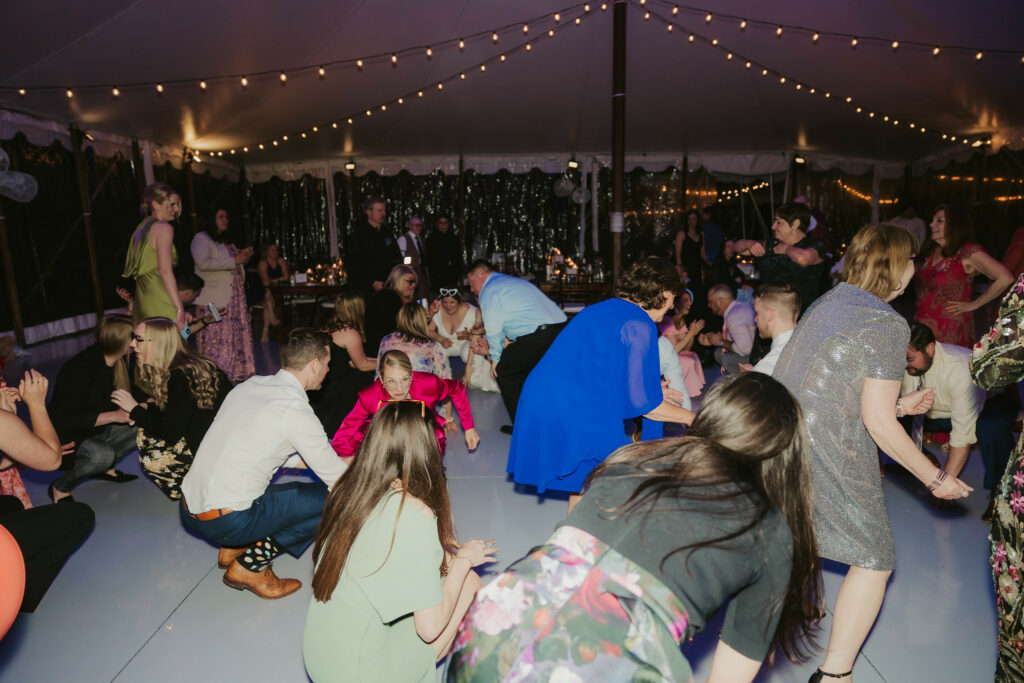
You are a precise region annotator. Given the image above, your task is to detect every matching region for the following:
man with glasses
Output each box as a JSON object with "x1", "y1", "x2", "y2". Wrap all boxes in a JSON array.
[{"x1": 397, "y1": 213, "x2": 431, "y2": 299}]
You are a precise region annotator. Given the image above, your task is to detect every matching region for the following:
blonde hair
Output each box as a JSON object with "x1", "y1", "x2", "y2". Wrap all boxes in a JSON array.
[
  {"x1": 327, "y1": 291, "x2": 366, "y2": 340},
  {"x1": 379, "y1": 349, "x2": 413, "y2": 376},
  {"x1": 395, "y1": 303, "x2": 430, "y2": 342},
  {"x1": 142, "y1": 182, "x2": 176, "y2": 216},
  {"x1": 135, "y1": 317, "x2": 223, "y2": 410},
  {"x1": 841, "y1": 223, "x2": 918, "y2": 299},
  {"x1": 384, "y1": 264, "x2": 417, "y2": 295},
  {"x1": 96, "y1": 315, "x2": 133, "y2": 392}
]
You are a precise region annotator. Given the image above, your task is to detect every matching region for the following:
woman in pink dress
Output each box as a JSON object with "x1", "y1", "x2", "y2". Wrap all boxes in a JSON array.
[
  {"x1": 331, "y1": 350, "x2": 479, "y2": 459},
  {"x1": 914, "y1": 204, "x2": 1012, "y2": 347},
  {"x1": 660, "y1": 289, "x2": 706, "y2": 398}
]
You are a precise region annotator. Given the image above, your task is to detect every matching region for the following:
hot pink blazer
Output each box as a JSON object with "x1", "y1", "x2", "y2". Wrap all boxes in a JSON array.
[{"x1": 330, "y1": 371, "x2": 474, "y2": 458}]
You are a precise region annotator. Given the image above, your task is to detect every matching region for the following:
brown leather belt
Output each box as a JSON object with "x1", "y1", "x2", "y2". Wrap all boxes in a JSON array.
[{"x1": 181, "y1": 498, "x2": 233, "y2": 521}]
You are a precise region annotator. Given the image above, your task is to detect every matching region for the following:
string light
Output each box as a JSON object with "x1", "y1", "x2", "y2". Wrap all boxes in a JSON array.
[
  {"x1": 279, "y1": 72, "x2": 287, "y2": 82},
  {"x1": 891, "y1": 40, "x2": 899, "y2": 50},
  {"x1": 199, "y1": 80, "x2": 207, "y2": 90},
  {"x1": 391, "y1": 54, "x2": 397, "y2": 64},
  {"x1": 851, "y1": 38, "x2": 858, "y2": 47},
  {"x1": 17, "y1": 88, "x2": 26, "y2": 96},
  {"x1": 318, "y1": 66, "x2": 326, "y2": 77},
  {"x1": 836, "y1": 179, "x2": 896, "y2": 204},
  {"x1": 65, "y1": 89, "x2": 73, "y2": 98},
  {"x1": 739, "y1": 19, "x2": 746, "y2": 29},
  {"x1": 156, "y1": 84, "x2": 164, "y2": 93},
  {"x1": 812, "y1": 33, "x2": 819, "y2": 43},
  {"x1": 240, "y1": 77, "x2": 248, "y2": 87},
  {"x1": 112, "y1": 88, "x2": 120, "y2": 97},
  {"x1": 356, "y1": 59, "x2": 364, "y2": 69},
  {"x1": 776, "y1": 26, "x2": 783, "y2": 36}
]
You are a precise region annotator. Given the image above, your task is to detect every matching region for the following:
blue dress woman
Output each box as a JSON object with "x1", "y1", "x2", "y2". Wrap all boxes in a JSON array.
[{"x1": 507, "y1": 257, "x2": 694, "y2": 509}]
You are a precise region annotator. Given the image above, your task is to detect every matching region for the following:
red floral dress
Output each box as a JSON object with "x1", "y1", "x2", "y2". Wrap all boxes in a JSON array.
[{"x1": 914, "y1": 242, "x2": 982, "y2": 347}]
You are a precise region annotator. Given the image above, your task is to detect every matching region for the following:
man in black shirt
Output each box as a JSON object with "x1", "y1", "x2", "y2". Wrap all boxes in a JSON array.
[
  {"x1": 426, "y1": 213, "x2": 463, "y2": 289},
  {"x1": 345, "y1": 196, "x2": 401, "y2": 296}
]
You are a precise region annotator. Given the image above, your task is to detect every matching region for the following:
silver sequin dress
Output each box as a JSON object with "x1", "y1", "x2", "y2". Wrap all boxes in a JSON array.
[{"x1": 773, "y1": 282, "x2": 910, "y2": 571}]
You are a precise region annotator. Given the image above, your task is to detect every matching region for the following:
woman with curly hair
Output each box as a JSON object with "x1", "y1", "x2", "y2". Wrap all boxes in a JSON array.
[
  {"x1": 508, "y1": 256, "x2": 694, "y2": 511},
  {"x1": 309, "y1": 292, "x2": 377, "y2": 437},
  {"x1": 450, "y1": 373, "x2": 822, "y2": 682},
  {"x1": 111, "y1": 317, "x2": 230, "y2": 500},
  {"x1": 304, "y1": 401, "x2": 496, "y2": 682}
]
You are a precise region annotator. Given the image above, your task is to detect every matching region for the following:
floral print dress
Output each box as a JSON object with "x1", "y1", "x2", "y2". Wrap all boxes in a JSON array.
[
  {"x1": 447, "y1": 525, "x2": 693, "y2": 683},
  {"x1": 970, "y1": 273, "x2": 1024, "y2": 680}
]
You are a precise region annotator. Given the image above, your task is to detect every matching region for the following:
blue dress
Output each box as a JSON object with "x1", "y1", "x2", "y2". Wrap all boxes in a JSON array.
[{"x1": 507, "y1": 298, "x2": 664, "y2": 493}]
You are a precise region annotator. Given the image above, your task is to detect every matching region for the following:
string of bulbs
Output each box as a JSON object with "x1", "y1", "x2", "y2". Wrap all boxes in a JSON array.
[
  {"x1": 194, "y1": 5, "x2": 600, "y2": 158},
  {"x1": 641, "y1": 0, "x2": 1024, "y2": 61},
  {"x1": 2, "y1": 2, "x2": 594, "y2": 99},
  {"x1": 637, "y1": 1, "x2": 992, "y2": 149}
]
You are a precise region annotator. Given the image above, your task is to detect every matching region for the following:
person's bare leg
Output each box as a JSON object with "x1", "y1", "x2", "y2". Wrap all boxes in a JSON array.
[
  {"x1": 567, "y1": 493, "x2": 583, "y2": 514},
  {"x1": 431, "y1": 570, "x2": 482, "y2": 660},
  {"x1": 819, "y1": 566, "x2": 892, "y2": 678}
]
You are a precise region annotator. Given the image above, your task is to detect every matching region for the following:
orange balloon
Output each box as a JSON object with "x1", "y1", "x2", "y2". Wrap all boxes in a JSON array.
[{"x1": 0, "y1": 524, "x2": 25, "y2": 639}]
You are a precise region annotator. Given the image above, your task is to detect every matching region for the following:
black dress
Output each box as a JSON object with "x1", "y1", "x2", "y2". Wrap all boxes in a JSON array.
[
  {"x1": 364, "y1": 289, "x2": 403, "y2": 357},
  {"x1": 308, "y1": 343, "x2": 375, "y2": 438}
]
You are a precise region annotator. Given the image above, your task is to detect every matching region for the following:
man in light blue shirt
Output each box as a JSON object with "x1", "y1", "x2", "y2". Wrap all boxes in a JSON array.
[{"x1": 467, "y1": 260, "x2": 566, "y2": 432}]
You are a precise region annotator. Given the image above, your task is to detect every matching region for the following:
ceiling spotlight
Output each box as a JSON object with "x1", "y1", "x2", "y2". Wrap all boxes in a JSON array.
[
  {"x1": 794, "y1": 154, "x2": 806, "y2": 165},
  {"x1": 344, "y1": 161, "x2": 356, "y2": 171}
]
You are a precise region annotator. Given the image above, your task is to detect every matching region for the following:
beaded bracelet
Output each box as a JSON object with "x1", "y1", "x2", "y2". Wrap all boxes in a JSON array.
[{"x1": 927, "y1": 469, "x2": 948, "y2": 492}]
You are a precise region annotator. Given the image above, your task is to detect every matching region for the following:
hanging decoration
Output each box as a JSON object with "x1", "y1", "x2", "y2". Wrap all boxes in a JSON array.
[{"x1": 637, "y1": 1, "x2": 994, "y2": 149}]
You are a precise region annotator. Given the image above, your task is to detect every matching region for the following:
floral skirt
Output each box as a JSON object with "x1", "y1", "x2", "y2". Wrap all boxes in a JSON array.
[
  {"x1": 446, "y1": 525, "x2": 692, "y2": 683},
  {"x1": 196, "y1": 269, "x2": 255, "y2": 383},
  {"x1": 991, "y1": 446, "x2": 1024, "y2": 681},
  {"x1": 138, "y1": 430, "x2": 193, "y2": 501}
]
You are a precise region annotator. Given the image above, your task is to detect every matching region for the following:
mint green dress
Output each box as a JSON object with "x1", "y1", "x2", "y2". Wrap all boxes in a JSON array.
[
  {"x1": 122, "y1": 217, "x2": 178, "y2": 320},
  {"x1": 303, "y1": 492, "x2": 443, "y2": 682}
]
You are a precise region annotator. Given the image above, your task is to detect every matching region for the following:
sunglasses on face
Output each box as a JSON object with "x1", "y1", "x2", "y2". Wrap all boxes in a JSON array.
[
  {"x1": 404, "y1": 278, "x2": 417, "y2": 285},
  {"x1": 439, "y1": 288, "x2": 459, "y2": 298}
]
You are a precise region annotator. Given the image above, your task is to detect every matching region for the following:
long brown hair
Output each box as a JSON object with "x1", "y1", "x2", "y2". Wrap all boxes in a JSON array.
[
  {"x1": 134, "y1": 317, "x2": 223, "y2": 410},
  {"x1": 326, "y1": 291, "x2": 367, "y2": 340},
  {"x1": 585, "y1": 372, "x2": 821, "y2": 665},
  {"x1": 96, "y1": 315, "x2": 133, "y2": 392},
  {"x1": 920, "y1": 204, "x2": 974, "y2": 259},
  {"x1": 311, "y1": 401, "x2": 457, "y2": 602}
]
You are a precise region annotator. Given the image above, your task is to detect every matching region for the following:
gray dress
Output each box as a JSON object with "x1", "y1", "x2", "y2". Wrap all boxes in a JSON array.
[{"x1": 773, "y1": 282, "x2": 909, "y2": 571}]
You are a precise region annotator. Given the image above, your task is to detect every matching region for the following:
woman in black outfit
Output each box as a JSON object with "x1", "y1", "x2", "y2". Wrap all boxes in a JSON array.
[
  {"x1": 110, "y1": 317, "x2": 230, "y2": 500},
  {"x1": 675, "y1": 209, "x2": 709, "y2": 313}
]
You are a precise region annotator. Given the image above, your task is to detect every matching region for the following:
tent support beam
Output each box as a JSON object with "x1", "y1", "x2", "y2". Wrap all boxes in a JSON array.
[
  {"x1": 70, "y1": 126, "x2": 105, "y2": 322},
  {"x1": 610, "y1": 0, "x2": 626, "y2": 285}
]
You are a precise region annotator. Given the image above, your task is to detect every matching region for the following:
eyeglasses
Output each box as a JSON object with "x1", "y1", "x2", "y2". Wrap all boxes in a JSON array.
[
  {"x1": 377, "y1": 398, "x2": 426, "y2": 417},
  {"x1": 439, "y1": 288, "x2": 459, "y2": 298},
  {"x1": 130, "y1": 332, "x2": 150, "y2": 343}
]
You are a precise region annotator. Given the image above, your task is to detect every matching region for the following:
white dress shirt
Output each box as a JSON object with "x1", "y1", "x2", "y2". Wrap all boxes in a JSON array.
[
  {"x1": 181, "y1": 369, "x2": 347, "y2": 513},
  {"x1": 755, "y1": 328, "x2": 794, "y2": 376},
  {"x1": 722, "y1": 299, "x2": 756, "y2": 357},
  {"x1": 900, "y1": 341, "x2": 986, "y2": 448}
]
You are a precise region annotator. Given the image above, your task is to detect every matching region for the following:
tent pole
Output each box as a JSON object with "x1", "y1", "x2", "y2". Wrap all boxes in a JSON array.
[
  {"x1": 70, "y1": 126, "x2": 105, "y2": 322},
  {"x1": 0, "y1": 201, "x2": 26, "y2": 346},
  {"x1": 185, "y1": 153, "x2": 199, "y2": 235},
  {"x1": 870, "y1": 164, "x2": 881, "y2": 223},
  {"x1": 610, "y1": 0, "x2": 627, "y2": 286},
  {"x1": 131, "y1": 137, "x2": 146, "y2": 200},
  {"x1": 325, "y1": 163, "x2": 339, "y2": 259},
  {"x1": 239, "y1": 166, "x2": 251, "y2": 248}
]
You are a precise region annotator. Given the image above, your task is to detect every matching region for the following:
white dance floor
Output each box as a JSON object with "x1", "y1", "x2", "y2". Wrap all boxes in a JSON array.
[{"x1": 0, "y1": 335, "x2": 998, "y2": 681}]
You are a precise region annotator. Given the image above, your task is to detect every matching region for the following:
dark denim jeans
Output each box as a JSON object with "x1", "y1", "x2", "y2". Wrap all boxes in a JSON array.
[
  {"x1": 53, "y1": 423, "x2": 138, "y2": 493},
  {"x1": 180, "y1": 481, "x2": 328, "y2": 557}
]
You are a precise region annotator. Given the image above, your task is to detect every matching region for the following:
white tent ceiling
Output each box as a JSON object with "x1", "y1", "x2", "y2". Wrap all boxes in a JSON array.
[{"x1": 2, "y1": 0, "x2": 1023, "y2": 176}]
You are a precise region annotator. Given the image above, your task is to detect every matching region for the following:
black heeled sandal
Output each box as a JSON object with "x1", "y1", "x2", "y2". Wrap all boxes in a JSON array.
[{"x1": 809, "y1": 668, "x2": 852, "y2": 682}]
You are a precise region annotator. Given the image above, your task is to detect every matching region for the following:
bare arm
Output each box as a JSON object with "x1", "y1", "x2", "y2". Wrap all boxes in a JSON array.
[
  {"x1": 151, "y1": 222, "x2": 185, "y2": 326},
  {"x1": 774, "y1": 242, "x2": 823, "y2": 266},
  {"x1": 0, "y1": 370, "x2": 62, "y2": 471},
  {"x1": 963, "y1": 249, "x2": 1014, "y2": 311},
  {"x1": 413, "y1": 539, "x2": 495, "y2": 642},
  {"x1": 732, "y1": 239, "x2": 764, "y2": 257},
  {"x1": 707, "y1": 640, "x2": 762, "y2": 683},
  {"x1": 258, "y1": 260, "x2": 272, "y2": 287},
  {"x1": 861, "y1": 377, "x2": 972, "y2": 499},
  {"x1": 644, "y1": 399, "x2": 694, "y2": 425},
  {"x1": 333, "y1": 328, "x2": 376, "y2": 372},
  {"x1": 674, "y1": 231, "x2": 684, "y2": 267}
]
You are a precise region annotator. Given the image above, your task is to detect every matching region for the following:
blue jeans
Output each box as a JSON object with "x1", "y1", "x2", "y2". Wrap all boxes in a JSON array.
[
  {"x1": 53, "y1": 423, "x2": 138, "y2": 493},
  {"x1": 180, "y1": 481, "x2": 328, "y2": 557}
]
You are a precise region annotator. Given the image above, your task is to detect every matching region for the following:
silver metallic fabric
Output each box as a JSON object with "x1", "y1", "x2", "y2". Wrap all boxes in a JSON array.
[{"x1": 773, "y1": 282, "x2": 910, "y2": 571}]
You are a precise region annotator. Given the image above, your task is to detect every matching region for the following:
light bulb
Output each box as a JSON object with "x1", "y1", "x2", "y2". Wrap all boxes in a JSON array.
[
  {"x1": 281, "y1": 135, "x2": 288, "y2": 141},
  {"x1": 156, "y1": 83, "x2": 164, "y2": 93},
  {"x1": 492, "y1": 32, "x2": 498, "y2": 42},
  {"x1": 739, "y1": 19, "x2": 746, "y2": 29},
  {"x1": 318, "y1": 66, "x2": 325, "y2": 77},
  {"x1": 112, "y1": 87, "x2": 120, "y2": 97},
  {"x1": 66, "y1": 89, "x2": 73, "y2": 98},
  {"x1": 554, "y1": 13, "x2": 560, "y2": 22},
  {"x1": 526, "y1": 43, "x2": 532, "y2": 51},
  {"x1": 705, "y1": 12, "x2": 712, "y2": 22},
  {"x1": 851, "y1": 38, "x2": 858, "y2": 47},
  {"x1": 458, "y1": 39, "x2": 465, "y2": 49},
  {"x1": 200, "y1": 80, "x2": 207, "y2": 90},
  {"x1": 241, "y1": 77, "x2": 248, "y2": 87},
  {"x1": 391, "y1": 54, "x2": 397, "y2": 64},
  {"x1": 356, "y1": 59, "x2": 363, "y2": 68},
  {"x1": 17, "y1": 88, "x2": 26, "y2": 95},
  {"x1": 523, "y1": 24, "x2": 528, "y2": 33},
  {"x1": 280, "y1": 72, "x2": 287, "y2": 82},
  {"x1": 812, "y1": 33, "x2": 820, "y2": 42},
  {"x1": 776, "y1": 26, "x2": 783, "y2": 36},
  {"x1": 891, "y1": 41, "x2": 899, "y2": 49},
  {"x1": 426, "y1": 47, "x2": 432, "y2": 57}
]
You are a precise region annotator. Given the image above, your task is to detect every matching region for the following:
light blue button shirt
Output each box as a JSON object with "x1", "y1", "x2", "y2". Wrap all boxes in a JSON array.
[{"x1": 478, "y1": 272, "x2": 566, "y2": 364}]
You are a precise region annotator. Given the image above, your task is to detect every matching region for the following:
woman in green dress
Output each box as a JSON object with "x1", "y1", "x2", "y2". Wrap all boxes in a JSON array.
[
  {"x1": 971, "y1": 273, "x2": 1024, "y2": 681},
  {"x1": 122, "y1": 182, "x2": 184, "y2": 327},
  {"x1": 303, "y1": 401, "x2": 498, "y2": 682}
]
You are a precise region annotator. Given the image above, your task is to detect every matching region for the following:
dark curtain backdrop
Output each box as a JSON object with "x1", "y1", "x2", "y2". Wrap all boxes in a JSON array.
[
  {"x1": 244, "y1": 175, "x2": 329, "y2": 265},
  {"x1": 0, "y1": 134, "x2": 140, "y2": 331}
]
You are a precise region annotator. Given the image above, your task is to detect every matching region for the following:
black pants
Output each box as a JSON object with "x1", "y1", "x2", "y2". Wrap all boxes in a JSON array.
[
  {"x1": 0, "y1": 495, "x2": 95, "y2": 612},
  {"x1": 495, "y1": 322, "x2": 567, "y2": 422}
]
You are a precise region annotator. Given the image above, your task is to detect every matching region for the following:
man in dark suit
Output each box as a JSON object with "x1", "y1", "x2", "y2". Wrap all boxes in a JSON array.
[
  {"x1": 345, "y1": 196, "x2": 401, "y2": 296},
  {"x1": 426, "y1": 213, "x2": 463, "y2": 289}
]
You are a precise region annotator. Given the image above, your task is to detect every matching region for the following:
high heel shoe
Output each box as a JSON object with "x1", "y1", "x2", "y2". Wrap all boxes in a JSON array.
[{"x1": 809, "y1": 667, "x2": 852, "y2": 682}]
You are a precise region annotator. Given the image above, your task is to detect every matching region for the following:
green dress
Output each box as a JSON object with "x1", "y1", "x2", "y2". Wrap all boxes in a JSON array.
[
  {"x1": 122, "y1": 217, "x2": 178, "y2": 320},
  {"x1": 303, "y1": 492, "x2": 443, "y2": 682},
  {"x1": 970, "y1": 273, "x2": 1024, "y2": 681}
]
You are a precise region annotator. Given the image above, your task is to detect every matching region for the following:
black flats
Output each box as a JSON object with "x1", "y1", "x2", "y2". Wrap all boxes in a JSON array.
[{"x1": 92, "y1": 470, "x2": 138, "y2": 483}]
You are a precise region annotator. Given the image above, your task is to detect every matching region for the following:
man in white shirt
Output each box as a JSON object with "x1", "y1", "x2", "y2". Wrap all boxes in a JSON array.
[
  {"x1": 396, "y1": 214, "x2": 430, "y2": 299},
  {"x1": 887, "y1": 201, "x2": 928, "y2": 248},
  {"x1": 180, "y1": 328, "x2": 346, "y2": 599},
  {"x1": 699, "y1": 284, "x2": 755, "y2": 376},
  {"x1": 902, "y1": 321, "x2": 986, "y2": 478},
  {"x1": 743, "y1": 283, "x2": 800, "y2": 375}
]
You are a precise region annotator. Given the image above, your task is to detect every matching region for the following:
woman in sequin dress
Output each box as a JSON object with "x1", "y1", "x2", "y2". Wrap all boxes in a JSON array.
[
  {"x1": 773, "y1": 224, "x2": 973, "y2": 682},
  {"x1": 914, "y1": 204, "x2": 1012, "y2": 347},
  {"x1": 970, "y1": 274, "x2": 1024, "y2": 681}
]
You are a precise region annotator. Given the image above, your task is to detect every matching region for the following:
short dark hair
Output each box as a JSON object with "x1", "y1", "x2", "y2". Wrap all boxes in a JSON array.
[
  {"x1": 466, "y1": 259, "x2": 493, "y2": 277},
  {"x1": 175, "y1": 270, "x2": 205, "y2": 292},
  {"x1": 909, "y1": 321, "x2": 936, "y2": 352},
  {"x1": 280, "y1": 327, "x2": 330, "y2": 370},
  {"x1": 775, "y1": 202, "x2": 812, "y2": 234},
  {"x1": 361, "y1": 196, "x2": 385, "y2": 213},
  {"x1": 755, "y1": 283, "x2": 801, "y2": 323},
  {"x1": 436, "y1": 213, "x2": 452, "y2": 224},
  {"x1": 615, "y1": 256, "x2": 680, "y2": 310}
]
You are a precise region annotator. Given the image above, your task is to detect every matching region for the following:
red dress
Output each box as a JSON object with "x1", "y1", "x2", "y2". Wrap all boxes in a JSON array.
[
  {"x1": 914, "y1": 242, "x2": 982, "y2": 347},
  {"x1": 330, "y1": 372, "x2": 474, "y2": 458}
]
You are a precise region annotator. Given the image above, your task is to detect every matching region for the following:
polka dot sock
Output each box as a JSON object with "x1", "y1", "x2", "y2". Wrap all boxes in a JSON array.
[{"x1": 239, "y1": 536, "x2": 282, "y2": 573}]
